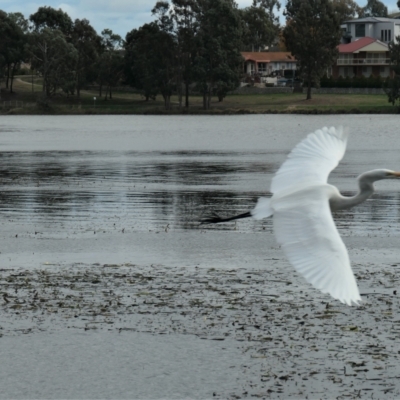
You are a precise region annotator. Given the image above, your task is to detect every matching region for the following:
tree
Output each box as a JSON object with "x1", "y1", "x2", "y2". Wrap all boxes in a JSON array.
[
  {"x1": 125, "y1": 22, "x2": 177, "y2": 108},
  {"x1": 28, "y1": 28, "x2": 78, "y2": 96},
  {"x1": 283, "y1": 0, "x2": 341, "y2": 100},
  {"x1": 71, "y1": 19, "x2": 101, "y2": 97},
  {"x1": 384, "y1": 37, "x2": 400, "y2": 111},
  {"x1": 30, "y1": 6, "x2": 73, "y2": 36},
  {"x1": 97, "y1": 29, "x2": 124, "y2": 99},
  {"x1": 193, "y1": 0, "x2": 243, "y2": 109},
  {"x1": 170, "y1": 0, "x2": 199, "y2": 108},
  {"x1": 8, "y1": 12, "x2": 29, "y2": 33},
  {"x1": 240, "y1": 0, "x2": 280, "y2": 51},
  {"x1": 0, "y1": 11, "x2": 26, "y2": 93},
  {"x1": 332, "y1": 0, "x2": 361, "y2": 23},
  {"x1": 359, "y1": 0, "x2": 388, "y2": 17}
]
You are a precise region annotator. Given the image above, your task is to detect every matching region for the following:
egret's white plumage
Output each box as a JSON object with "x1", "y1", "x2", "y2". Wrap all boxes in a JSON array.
[
  {"x1": 252, "y1": 127, "x2": 360, "y2": 305},
  {"x1": 203, "y1": 127, "x2": 400, "y2": 306}
]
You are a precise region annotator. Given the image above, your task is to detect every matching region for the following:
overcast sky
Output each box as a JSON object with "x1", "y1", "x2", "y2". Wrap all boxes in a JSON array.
[{"x1": 1, "y1": 0, "x2": 398, "y2": 38}]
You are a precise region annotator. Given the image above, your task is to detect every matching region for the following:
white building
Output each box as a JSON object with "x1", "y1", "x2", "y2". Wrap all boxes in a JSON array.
[{"x1": 341, "y1": 17, "x2": 400, "y2": 44}]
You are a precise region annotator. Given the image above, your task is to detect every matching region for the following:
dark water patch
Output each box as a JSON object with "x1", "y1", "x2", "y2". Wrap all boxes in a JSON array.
[{"x1": 0, "y1": 148, "x2": 399, "y2": 236}]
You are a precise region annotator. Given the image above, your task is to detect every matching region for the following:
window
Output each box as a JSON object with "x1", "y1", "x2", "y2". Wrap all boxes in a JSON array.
[
  {"x1": 355, "y1": 24, "x2": 365, "y2": 37},
  {"x1": 362, "y1": 66, "x2": 370, "y2": 76},
  {"x1": 258, "y1": 62, "x2": 267, "y2": 73},
  {"x1": 381, "y1": 29, "x2": 392, "y2": 42},
  {"x1": 338, "y1": 53, "x2": 353, "y2": 64}
]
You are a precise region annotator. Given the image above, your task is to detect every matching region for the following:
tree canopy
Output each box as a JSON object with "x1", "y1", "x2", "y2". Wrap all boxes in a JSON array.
[
  {"x1": 332, "y1": 0, "x2": 361, "y2": 23},
  {"x1": 29, "y1": 6, "x2": 73, "y2": 35},
  {"x1": 240, "y1": 0, "x2": 280, "y2": 51},
  {"x1": 283, "y1": 0, "x2": 341, "y2": 100},
  {"x1": 359, "y1": 0, "x2": 388, "y2": 17}
]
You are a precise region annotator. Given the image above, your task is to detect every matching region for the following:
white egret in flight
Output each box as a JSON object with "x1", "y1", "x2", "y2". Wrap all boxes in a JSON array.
[{"x1": 202, "y1": 127, "x2": 400, "y2": 306}]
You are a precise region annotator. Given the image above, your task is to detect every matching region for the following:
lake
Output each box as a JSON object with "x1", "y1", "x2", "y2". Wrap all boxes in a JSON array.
[
  {"x1": 0, "y1": 114, "x2": 399, "y2": 268},
  {"x1": 1, "y1": 114, "x2": 400, "y2": 399}
]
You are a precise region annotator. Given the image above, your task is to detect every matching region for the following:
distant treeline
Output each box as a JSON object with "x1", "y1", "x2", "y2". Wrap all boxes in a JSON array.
[
  {"x1": 2, "y1": 0, "x2": 396, "y2": 109},
  {"x1": 0, "y1": 1, "x2": 283, "y2": 109}
]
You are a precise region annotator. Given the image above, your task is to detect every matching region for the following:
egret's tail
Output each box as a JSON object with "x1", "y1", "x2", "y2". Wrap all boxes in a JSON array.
[
  {"x1": 200, "y1": 211, "x2": 252, "y2": 224},
  {"x1": 200, "y1": 197, "x2": 272, "y2": 224},
  {"x1": 251, "y1": 197, "x2": 272, "y2": 220}
]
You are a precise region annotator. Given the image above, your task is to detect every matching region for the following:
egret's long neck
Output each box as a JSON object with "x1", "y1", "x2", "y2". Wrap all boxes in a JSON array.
[{"x1": 331, "y1": 172, "x2": 376, "y2": 211}]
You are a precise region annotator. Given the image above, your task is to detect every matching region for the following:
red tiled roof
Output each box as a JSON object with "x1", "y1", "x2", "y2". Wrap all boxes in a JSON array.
[
  {"x1": 241, "y1": 52, "x2": 296, "y2": 62},
  {"x1": 338, "y1": 37, "x2": 381, "y2": 53}
]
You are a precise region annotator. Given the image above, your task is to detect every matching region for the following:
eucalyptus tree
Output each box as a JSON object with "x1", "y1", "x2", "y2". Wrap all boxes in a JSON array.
[
  {"x1": 0, "y1": 11, "x2": 26, "y2": 93},
  {"x1": 170, "y1": 0, "x2": 198, "y2": 107},
  {"x1": 240, "y1": 0, "x2": 280, "y2": 51},
  {"x1": 331, "y1": 0, "x2": 361, "y2": 23},
  {"x1": 126, "y1": 21, "x2": 177, "y2": 109},
  {"x1": 29, "y1": 6, "x2": 73, "y2": 36},
  {"x1": 283, "y1": 0, "x2": 341, "y2": 100},
  {"x1": 71, "y1": 19, "x2": 101, "y2": 98},
  {"x1": 28, "y1": 28, "x2": 78, "y2": 96},
  {"x1": 97, "y1": 29, "x2": 124, "y2": 99},
  {"x1": 193, "y1": 0, "x2": 243, "y2": 109},
  {"x1": 359, "y1": 0, "x2": 388, "y2": 17},
  {"x1": 8, "y1": 12, "x2": 29, "y2": 33},
  {"x1": 28, "y1": 7, "x2": 78, "y2": 96}
]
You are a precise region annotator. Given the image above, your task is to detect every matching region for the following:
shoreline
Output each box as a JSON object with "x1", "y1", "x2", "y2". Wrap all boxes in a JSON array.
[{"x1": 1, "y1": 107, "x2": 397, "y2": 116}]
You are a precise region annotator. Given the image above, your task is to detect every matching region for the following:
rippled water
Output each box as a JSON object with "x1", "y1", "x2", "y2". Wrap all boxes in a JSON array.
[
  {"x1": 1, "y1": 115, "x2": 400, "y2": 239},
  {"x1": 2, "y1": 115, "x2": 400, "y2": 399}
]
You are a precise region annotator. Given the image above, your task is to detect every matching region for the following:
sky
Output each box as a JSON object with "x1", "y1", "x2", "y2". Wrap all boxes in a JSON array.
[{"x1": 1, "y1": 0, "x2": 399, "y2": 38}]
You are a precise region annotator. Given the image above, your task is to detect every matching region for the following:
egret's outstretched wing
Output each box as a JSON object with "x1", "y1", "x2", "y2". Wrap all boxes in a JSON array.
[
  {"x1": 271, "y1": 127, "x2": 348, "y2": 195},
  {"x1": 272, "y1": 185, "x2": 361, "y2": 305}
]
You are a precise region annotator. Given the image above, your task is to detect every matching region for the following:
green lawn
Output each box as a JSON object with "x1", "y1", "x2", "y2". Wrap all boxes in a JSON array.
[{"x1": 0, "y1": 76, "x2": 396, "y2": 114}]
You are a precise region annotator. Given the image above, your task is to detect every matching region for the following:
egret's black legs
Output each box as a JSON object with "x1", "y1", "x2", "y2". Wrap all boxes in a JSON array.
[{"x1": 200, "y1": 211, "x2": 252, "y2": 224}]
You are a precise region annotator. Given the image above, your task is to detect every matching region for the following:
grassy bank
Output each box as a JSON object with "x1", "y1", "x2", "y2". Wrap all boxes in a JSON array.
[{"x1": 0, "y1": 76, "x2": 397, "y2": 115}]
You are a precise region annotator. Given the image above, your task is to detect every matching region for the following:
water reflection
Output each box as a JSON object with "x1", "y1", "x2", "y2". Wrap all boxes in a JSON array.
[{"x1": 0, "y1": 150, "x2": 399, "y2": 237}]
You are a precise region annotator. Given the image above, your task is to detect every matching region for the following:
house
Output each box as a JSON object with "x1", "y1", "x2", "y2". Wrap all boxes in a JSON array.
[
  {"x1": 241, "y1": 52, "x2": 297, "y2": 77},
  {"x1": 341, "y1": 17, "x2": 400, "y2": 44},
  {"x1": 335, "y1": 17, "x2": 399, "y2": 78},
  {"x1": 333, "y1": 37, "x2": 391, "y2": 78}
]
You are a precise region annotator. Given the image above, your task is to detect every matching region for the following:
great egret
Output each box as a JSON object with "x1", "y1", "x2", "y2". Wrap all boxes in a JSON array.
[{"x1": 202, "y1": 127, "x2": 400, "y2": 306}]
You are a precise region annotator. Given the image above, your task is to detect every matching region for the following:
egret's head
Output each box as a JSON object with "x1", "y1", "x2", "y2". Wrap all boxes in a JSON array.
[
  {"x1": 383, "y1": 170, "x2": 400, "y2": 179},
  {"x1": 361, "y1": 169, "x2": 400, "y2": 182},
  {"x1": 358, "y1": 169, "x2": 400, "y2": 184}
]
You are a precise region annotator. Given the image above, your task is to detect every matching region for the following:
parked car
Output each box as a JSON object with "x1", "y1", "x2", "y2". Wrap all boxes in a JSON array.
[{"x1": 277, "y1": 78, "x2": 288, "y2": 87}]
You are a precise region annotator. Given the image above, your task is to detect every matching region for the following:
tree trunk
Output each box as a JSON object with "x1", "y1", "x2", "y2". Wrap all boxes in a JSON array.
[
  {"x1": 76, "y1": 73, "x2": 81, "y2": 99},
  {"x1": 306, "y1": 80, "x2": 312, "y2": 100},
  {"x1": 109, "y1": 86, "x2": 112, "y2": 99},
  {"x1": 10, "y1": 63, "x2": 17, "y2": 93},
  {"x1": 6, "y1": 64, "x2": 10, "y2": 89},
  {"x1": 185, "y1": 82, "x2": 189, "y2": 108},
  {"x1": 178, "y1": 83, "x2": 182, "y2": 109}
]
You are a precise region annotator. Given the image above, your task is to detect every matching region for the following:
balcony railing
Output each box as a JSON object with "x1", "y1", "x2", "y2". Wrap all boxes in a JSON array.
[{"x1": 337, "y1": 58, "x2": 391, "y2": 65}]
